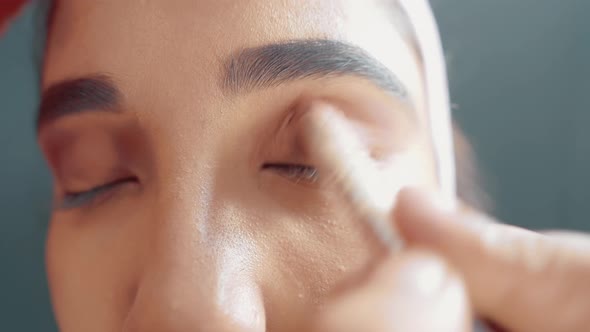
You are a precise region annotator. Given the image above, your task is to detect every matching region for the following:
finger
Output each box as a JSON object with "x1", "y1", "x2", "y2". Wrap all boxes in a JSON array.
[
  {"x1": 312, "y1": 250, "x2": 471, "y2": 332},
  {"x1": 541, "y1": 230, "x2": 590, "y2": 251},
  {"x1": 395, "y1": 187, "x2": 590, "y2": 332}
]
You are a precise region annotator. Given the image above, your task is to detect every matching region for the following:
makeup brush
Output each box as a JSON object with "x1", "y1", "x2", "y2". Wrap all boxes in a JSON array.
[
  {"x1": 299, "y1": 102, "x2": 500, "y2": 332},
  {"x1": 299, "y1": 103, "x2": 404, "y2": 251}
]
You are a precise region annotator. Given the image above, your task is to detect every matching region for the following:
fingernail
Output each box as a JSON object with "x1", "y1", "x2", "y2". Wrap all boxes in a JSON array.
[{"x1": 396, "y1": 254, "x2": 448, "y2": 297}]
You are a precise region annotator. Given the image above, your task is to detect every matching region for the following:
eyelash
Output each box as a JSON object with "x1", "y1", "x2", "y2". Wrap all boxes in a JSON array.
[
  {"x1": 58, "y1": 177, "x2": 136, "y2": 210},
  {"x1": 56, "y1": 164, "x2": 315, "y2": 210},
  {"x1": 263, "y1": 163, "x2": 319, "y2": 183}
]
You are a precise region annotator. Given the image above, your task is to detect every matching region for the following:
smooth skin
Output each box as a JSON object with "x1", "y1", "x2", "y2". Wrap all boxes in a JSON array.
[
  {"x1": 1, "y1": 0, "x2": 589, "y2": 331},
  {"x1": 40, "y1": 1, "x2": 440, "y2": 331}
]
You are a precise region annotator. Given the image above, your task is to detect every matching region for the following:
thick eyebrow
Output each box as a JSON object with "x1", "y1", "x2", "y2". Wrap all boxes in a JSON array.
[
  {"x1": 37, "y1": 41, "x2": 405, "y2": 130},
  {"x1": 37, "y1": 75, "x2": 121, "y2": 131},
  {"x1": 222, "y1": 39, "x2": 408, "y2": 99}
]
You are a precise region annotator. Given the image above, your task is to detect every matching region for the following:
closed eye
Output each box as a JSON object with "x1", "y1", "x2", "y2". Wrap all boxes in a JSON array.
[
  {"x1": 57, "y1": 177, "x2": 138, "y2": 210},
  {"x1": 262, "y1": 163, "x2": 318, "y2": 183}
]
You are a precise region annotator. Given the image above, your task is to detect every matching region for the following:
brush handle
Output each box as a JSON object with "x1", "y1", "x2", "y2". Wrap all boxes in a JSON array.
[{"x1": 299, "y1": 105, "x2": 503, "y2": 332}]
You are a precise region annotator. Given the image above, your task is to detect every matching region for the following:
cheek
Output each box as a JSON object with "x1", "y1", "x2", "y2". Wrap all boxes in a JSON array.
[
  {"x1": 253, "y1": 149, "x2": 435, "y2": 298},
  {"x1": 252, "y1": 201, "x2": 380, "y2": 308},
  {"x1": 45, "y1": 212, "x2": 142, "y2": 330}
]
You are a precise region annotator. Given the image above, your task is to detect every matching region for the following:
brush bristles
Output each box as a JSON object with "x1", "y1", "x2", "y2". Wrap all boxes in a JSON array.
[{"x1": 299, "y1": 102, "x2": 405, "y2": 250}]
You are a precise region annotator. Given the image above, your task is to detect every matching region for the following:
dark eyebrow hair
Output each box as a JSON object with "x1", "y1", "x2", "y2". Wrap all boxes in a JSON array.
[
  {"x1": 37, "y1": 75, "x2": 121, "y2": 131},
  {"x1": 222, "y1": 39, "x2": 408, "y2": 99},
  {"x1": 37, "y1": 40, "x2": 405, "y2": 131}
]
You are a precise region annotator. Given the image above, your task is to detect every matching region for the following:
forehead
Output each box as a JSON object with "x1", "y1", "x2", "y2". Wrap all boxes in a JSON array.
[{"x1": 44, "y1": 0, "x2": 421, "y2": 100}]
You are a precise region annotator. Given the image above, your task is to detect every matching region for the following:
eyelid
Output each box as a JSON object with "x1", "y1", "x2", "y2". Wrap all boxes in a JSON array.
[{"x1": 56, "y1": 177, "x2": 137, "y2": 210}]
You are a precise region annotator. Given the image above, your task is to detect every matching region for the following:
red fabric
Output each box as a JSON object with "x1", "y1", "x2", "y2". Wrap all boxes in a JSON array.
[{"x1": 0, "y1": 0, "x2": 28, "y2": 34}]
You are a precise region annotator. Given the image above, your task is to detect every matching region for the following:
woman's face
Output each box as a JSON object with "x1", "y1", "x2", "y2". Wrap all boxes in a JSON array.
[{"x1": 40, "y1": 0, "x2": 439, "y2": 331}]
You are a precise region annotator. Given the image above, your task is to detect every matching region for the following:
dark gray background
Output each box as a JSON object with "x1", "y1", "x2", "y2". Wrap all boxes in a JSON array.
[{"x1": 1, "y1": 1, "x2": 588, "y2": 331}]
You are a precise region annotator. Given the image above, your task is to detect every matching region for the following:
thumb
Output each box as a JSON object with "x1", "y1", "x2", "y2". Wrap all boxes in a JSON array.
[{"x1": 394, "y1": 187, "x2": 590, "y2": 332}]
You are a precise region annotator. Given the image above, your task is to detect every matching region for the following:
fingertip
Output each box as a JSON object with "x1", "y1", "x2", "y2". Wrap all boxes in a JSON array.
[
  {"x1": 396, "y1": 187, "x2": 456, "y2": 216},
  {"x1": 378, "y1": 251, "x2": 471, "y2": 332},
  {"x1": 394, "y1": 187, "x2": 457, "y2": 242},
  {"x1": 315, "y1": 251, "x2": 471, "y2": 332}
]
